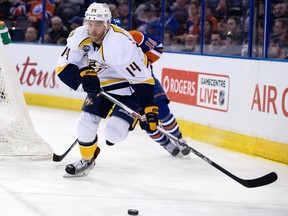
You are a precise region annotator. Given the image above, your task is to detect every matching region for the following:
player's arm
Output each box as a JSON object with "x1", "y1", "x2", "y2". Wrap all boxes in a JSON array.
[
  {"x1": 143, "y1": 33, "x2": 163, "y2": 64},
  {"x1": 145, "y1": 45, "x2": 163, "y2": 64},
  {"x1": 56, "y1": 28, "x2": 91, "y2": 90},
  {"x1": 56, "y1": 42, "x2": 86, "y2": 90},
  {"x1": 129, "y1": 30, "x2": 163, "y2": 64}
]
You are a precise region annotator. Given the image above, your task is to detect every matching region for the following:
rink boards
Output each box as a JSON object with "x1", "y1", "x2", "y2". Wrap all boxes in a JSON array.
[{"x1": 6, "y1": 43, "x2": 288, "y2": 164}]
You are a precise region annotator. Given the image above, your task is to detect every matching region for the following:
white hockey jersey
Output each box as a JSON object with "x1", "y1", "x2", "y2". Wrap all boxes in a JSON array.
[{"x1": 56, "y1": 24, "x2": 155, "y2": 96}]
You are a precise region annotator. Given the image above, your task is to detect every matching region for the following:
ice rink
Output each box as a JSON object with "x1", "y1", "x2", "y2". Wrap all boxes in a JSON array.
[{"x1": 0, "y1": 106, "x2": 287, "y2": 216}]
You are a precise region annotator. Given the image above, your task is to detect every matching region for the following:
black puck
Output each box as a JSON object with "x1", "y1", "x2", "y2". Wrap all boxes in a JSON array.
[{"x1": 127, "y1": 209, "x2": 139, "y2": 215}]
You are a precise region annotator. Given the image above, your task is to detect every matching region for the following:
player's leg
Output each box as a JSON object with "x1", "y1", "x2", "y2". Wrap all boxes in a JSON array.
[
  {"x1": 154, "y1": 78, "x2": 190, "y2": 156},
  {"x1": 105, "y1": 95, "x2": 140, "y2": 146},
  {"x1": 136, "y1": 78, "x2": 178, "y2": 156},
  {"x1": 105, "y1": 115, "x2": 131, "y2": 145},
  {"x1": 65, "y1": 94, "x2": 114, "y2": 175},
  {"x1": 157, "y1": 102, "x2": 190, "y2": 156}
]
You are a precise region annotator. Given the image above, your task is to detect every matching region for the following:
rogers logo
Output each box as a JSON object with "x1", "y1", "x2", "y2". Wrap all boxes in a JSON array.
[
  {"x1": 16, "y1": 57, "x2": 56, "y2": 88},
  {"x1": 162, "y1": 68, "x2": 229, "y2": 112},
  {"x1": 163, "y1": 75, "x2": 196, "y2": 96}
]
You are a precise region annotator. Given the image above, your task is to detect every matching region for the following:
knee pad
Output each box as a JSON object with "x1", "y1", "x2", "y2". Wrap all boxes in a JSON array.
[
  {"x1": 105, "y1": 116, "x2": 130, "y2": 144},
  {"x1": 77, "y1": 112, "x2": 101, "y2": 143},
  {"x1": 156, "y1": 100, "x2": 170, "y2": 119}
]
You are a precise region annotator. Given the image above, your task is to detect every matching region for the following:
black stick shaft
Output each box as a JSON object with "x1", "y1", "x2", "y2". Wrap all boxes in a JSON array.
[
  {"x1": 52, "y1": 139, "x2": 78, "y2": 162},
  {"x1": 100, "y1": 91, "x2": 278, "y2": 188}
]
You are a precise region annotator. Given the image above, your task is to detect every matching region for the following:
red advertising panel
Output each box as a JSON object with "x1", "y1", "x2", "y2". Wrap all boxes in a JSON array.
[{"x1": 162, "y1": 68, "x2": 230, "y2": 112}]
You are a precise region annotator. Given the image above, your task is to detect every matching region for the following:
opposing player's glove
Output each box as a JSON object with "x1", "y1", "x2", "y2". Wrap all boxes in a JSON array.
[
  {"x1": 140, "y1": 104, "x2": 159, "y2": 133},
  {"x1": 79, "y1": 66, "x2": 100, "y2": 95}
]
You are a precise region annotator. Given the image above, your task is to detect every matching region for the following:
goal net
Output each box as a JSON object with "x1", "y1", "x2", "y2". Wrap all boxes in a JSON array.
[{"x1": 0, "y1": 40, "x2": 52, "y2": 160}]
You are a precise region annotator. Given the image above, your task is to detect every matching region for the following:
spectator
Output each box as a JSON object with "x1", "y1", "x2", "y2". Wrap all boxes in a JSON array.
[
  {"x1": 257, "y1": 0, "x2": 265, "y2": 20},
  {"x1": 272, "y1": 0, "x2": 288, "y2": 19},
  {"x1": 46, "y1": 16, "x2": 69, "y2": 44},
  {"x1": 54, "y1": 0, "x2": 84, "y2": 24},
  {"x1": 170, "y1": 0, "x2": 189, "y2": 34},
  {"x1": 165, "y1": 6, "x2": 180, "y2": 36},
  {"x1": 217, "y1": 17, "x2": 228, "y2": 36},
  {"x1": 219, "y1": 31, "x2": 242, "y2": 55},
  {"x1": 137, "y1": 3, "x2": 161, "y2": 38},
  {"x1": 25, "y1": 26, "x2": 38, "y2": 42},
  {"x1": 190, "y1": 3, "x2": 218, "y2": 38},
  {"x1": 255, "y1": 19, "x2": 264, "y2": 57},
  {"x1": 163, "y1": 30, "x2": 174, "y2": 50},
  {"x1": 214, "y1": 0, "x2": 229, "y2": 21},
  {"x1": 9, "y1": 0, "x2": 55, "y2": 37},
  {"x1": 272, "y1": 18, "x2": 288, "y2": 42},
  {"x1": 268, "y1": 36, "x2": 288, "y2": 59},
  {"x1": 57, "y1": 37, "x2": 66, "y2": 45},
  {"x1": 169, "y1": 35, "x2": 185, "y2": 52},
  {"x1": 133, "y1": 4, "x2": 146, "y2": 29},
  {"x1": 226, "y1": 16, "x2": 240, "y2": 35},
  {"x1": 117, "y1": 1, "x2": 129, "y2": 29},
  {"x1": 108, "y1": 3, "x2": 119, "y2": 18},
  {"x1": 204, "y1": 19, "x2": 214, "y2": 45},
  {"x1": 0, "y1": 0, "x2": 13, "y2": 19},
  {"x1": 226, "y1": 15, "x2": 245, "y2": 44},
  {"x1": 43, "y1": 33, "x2": 51, "y2": 43},
  {"x1": 181, "y1": 33, "x2": 198, "y2": 52},
  {"x1": 185, "y1": 1, "x2": 199, "y2": 33},
  {"x1": 96, "y1": 0, "x2": 118, "y2": 5},
  {"x1": 239, "y1": 16, "x2": 250, "y2": 55},
  {"x1": 68, "y1": 15, "x2": 83, "y2": 31},
  {"x1": 207, "y1": 31, "x2": 223, "y2": 54}
]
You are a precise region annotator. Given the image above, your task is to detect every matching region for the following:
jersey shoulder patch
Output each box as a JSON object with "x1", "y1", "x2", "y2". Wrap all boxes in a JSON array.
[{"x1": 67, "y1": 26, "x2": 91, "y2": 51}]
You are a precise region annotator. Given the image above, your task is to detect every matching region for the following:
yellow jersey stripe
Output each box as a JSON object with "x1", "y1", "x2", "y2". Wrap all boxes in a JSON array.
[
  {"x1": 56, "y1": 64, "x2": 67, "y2": 74},
  {"x1": 78, "y1": 37, "x2": 91, "y2": 49},
  {"x1": 100, "y1": 78, "x2": 127, "y2": 86}
]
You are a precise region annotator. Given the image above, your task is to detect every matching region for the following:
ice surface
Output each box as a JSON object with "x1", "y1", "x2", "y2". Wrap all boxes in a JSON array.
[{"x1": 0, "y1": 106, "x2": 287, "y2": 216}]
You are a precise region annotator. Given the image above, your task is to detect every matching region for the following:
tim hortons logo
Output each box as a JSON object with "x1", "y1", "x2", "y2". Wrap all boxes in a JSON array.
[{"x1": 16, "y1": 57, "x2": 56, "y2": 88}]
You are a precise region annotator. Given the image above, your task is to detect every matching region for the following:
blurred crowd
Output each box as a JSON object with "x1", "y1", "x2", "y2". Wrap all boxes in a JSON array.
[{"x1": 0, "y1": 0, "x2": 287, "y2": 59}]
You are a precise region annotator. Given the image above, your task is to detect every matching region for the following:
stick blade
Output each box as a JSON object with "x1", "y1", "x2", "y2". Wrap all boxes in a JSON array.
[
  {"x1": 52, "y1": 153, "x2": 63, "y2": 162},
  {"x1": 241, "y1": 172, "x2": 278, "y2": 188},
  {"x1": 52, "y1": 139, "x2": 78, "y2": 162}
]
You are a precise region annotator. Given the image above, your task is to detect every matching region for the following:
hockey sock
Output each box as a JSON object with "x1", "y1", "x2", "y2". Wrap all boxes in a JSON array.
[
  {"x1": 148, "y1": 130, "x2": 170, "y2": 146},
  {"x1": 79, "y1": 136, "x2": 98, "y2": 160},
  {"x1": 160, "y1": 113, "x2": 182, "y2": 139}
]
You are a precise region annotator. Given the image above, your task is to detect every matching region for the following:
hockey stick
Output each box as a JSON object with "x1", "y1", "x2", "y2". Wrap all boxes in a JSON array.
[
  {"x1": 52, "y1": 139, "x2": 78, "y2": 162},
  {"x1": 100, "y1": 91, "x2": 278, "y2": 188}
]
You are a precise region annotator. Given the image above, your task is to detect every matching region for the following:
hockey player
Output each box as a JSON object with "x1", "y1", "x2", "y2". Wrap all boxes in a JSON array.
[
  {"x1": 111, "y1": 18, "x2": 190, "y2": 157},
  {"x1": 56, "y1": 3, "x2": 158, "y2": 176}
]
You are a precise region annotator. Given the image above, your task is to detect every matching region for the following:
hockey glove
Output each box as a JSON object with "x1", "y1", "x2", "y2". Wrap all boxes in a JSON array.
[
  {"x1": 140, "y1": 104, "x2": 159, "y2": 133},
  {"x1": 79, "y1": 66, "x2": 100, "y2": 95}
]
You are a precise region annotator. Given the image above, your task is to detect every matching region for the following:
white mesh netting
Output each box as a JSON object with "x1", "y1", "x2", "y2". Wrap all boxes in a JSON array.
[{"x1": 0, "y1": 41, "x2": 52, "y2": 160}]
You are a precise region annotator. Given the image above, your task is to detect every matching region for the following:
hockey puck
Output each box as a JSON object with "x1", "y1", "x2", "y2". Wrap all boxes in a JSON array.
[{"x1": 127, "y1": 209, "x2": 139, "y2": 215}]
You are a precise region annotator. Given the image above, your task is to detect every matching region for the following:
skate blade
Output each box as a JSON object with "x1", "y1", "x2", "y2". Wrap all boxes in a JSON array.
[{"x1": 63, "y1": 171, "x2": 90, "y2": 178}]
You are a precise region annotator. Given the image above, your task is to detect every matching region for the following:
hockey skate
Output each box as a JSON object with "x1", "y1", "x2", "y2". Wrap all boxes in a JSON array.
[
  {"x1": 176, "y1": 138, "x2": 190, "y2": 156},
  {"x1": 64, "y1": 147, "x2": 100, "y2": 178},
  {"x1": 163, "y1": 142, "x2": 180, "y2": 156}
]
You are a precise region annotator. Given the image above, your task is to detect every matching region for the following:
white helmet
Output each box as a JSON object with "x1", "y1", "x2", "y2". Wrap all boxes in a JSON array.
[{"x1": 85, "y1": 3, "x2": 111, "y2": 23}]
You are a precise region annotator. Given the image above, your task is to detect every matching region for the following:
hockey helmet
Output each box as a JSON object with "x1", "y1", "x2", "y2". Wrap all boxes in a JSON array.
[{"x1": 85, "y1": 3, "x2": 111, "y2": 23}]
